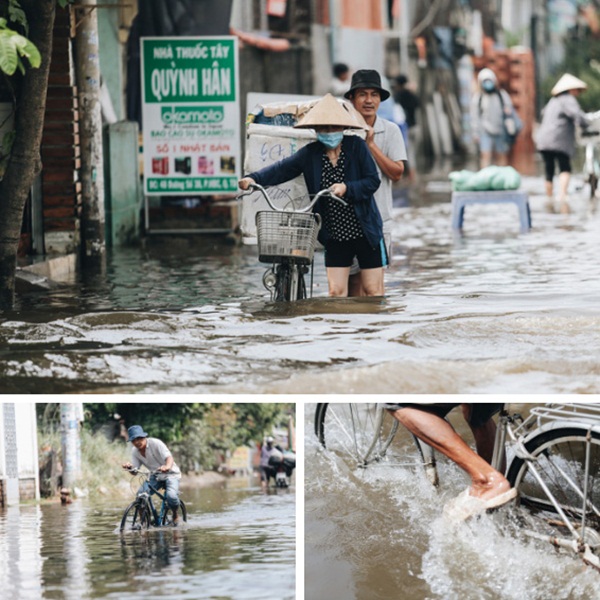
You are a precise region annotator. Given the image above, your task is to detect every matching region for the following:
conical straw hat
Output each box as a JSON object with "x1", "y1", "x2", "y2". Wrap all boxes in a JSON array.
[
  {"x1": 294, "y1": 93, "x2": 366, "y2": 129},
  {"x1": 551, "y1": 73, "x2": 587, "y2": 96}
]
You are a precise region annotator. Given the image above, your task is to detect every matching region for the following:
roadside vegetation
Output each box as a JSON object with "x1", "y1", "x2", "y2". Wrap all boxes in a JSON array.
[
  {"x1": 541, "y1": 30, "x2": 600, "y2": 110},
  {"x1": 36, "y1": 402, "x2": 294, "y2": 498}
]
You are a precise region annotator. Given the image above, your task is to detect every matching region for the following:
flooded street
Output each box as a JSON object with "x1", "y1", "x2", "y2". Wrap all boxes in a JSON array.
[
  {"x1": 0, "y1": 479, "x2": 295, "y2": 600},
  {"x1": 2, "y1": 165, "x2": 600, "y2": 393},
  {"x1": 304, "y1": 403, "x2": 600, "y2": 600}
]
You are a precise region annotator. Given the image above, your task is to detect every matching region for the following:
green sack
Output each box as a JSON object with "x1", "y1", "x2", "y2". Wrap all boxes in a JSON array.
[{"x1": 449, "y1": 166, "x2": 521, "y2": 191}]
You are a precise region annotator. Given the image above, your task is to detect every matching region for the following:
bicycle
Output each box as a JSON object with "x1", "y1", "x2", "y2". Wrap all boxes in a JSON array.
[
  {"x1": 314, "y1": 403, "x2": 600, "y2": 569},
  {"x1": 579, "y1": 110, "x2": 600, "y2": 199},
  {"x1": 120, "y1": 468, "x2": 188, "y2": 531},
  {"x1": 239, "y1": 182, "x2": 344, "y2": 301}
]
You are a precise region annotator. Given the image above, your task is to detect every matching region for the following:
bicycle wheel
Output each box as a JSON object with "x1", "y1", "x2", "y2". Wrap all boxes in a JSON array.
[
  {"x1": 506, "y1": 426, "x2": 600, "y2": 551},
  {"x1": 590, "y1": 173, "x2": 598, "y2": 199},
  {"x1": 314, "y1": 403, "x2": 399, "y2": 467},
  {"x1": 120, "y1": 499, "x2": 152, "y2": 531},
  {"x1": 297, "y1": 270, "x2": 307, "y2": 300},
  {"x1": 162, "y1": 500, "x2": 188, "y2": 526},
  {"x1": 274, "y1": 264, "x2": 291, "y2": 301}
]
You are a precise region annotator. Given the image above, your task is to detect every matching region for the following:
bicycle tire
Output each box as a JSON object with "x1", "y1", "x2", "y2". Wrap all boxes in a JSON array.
[
  {"x1": 314, "y1": 403, "x2": 399, "y2": 467},
  {"x1": 590, "y1": 173, "x2": 598, "y2": 199},
  {"x1": 506, "y1": 426, "x2": 600, "y2": 551},
  {"x1": 274, "y1": 264, "x2": 291, "y2": 301},
  {"x1": 161, "y1": 499, "x2": 188, "y2": 526},
  {"x1": 297, "y1": 271, "x2": 307, "y2": 300},
  {"x1": 120, "y1": 499, "x2": 152, "y2": 531}
]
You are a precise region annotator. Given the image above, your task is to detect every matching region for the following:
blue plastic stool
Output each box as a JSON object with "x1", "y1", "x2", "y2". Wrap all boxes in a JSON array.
[{"x1": 450, "y1": 190, "x2": 531, "y2": 232}]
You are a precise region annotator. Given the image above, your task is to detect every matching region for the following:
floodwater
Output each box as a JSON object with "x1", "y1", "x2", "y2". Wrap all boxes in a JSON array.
[
  {"x1": 304, "y1": 402, "x2": 600, "y2": 600},
  {"x1": 1, "y1": 160, "x2": 600, "y2": 393},
  {"x1": 0, "y1": 478, "x2": 295, "y2": 600}
]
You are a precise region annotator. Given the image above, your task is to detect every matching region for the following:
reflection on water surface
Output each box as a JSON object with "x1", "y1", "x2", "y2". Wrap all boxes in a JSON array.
[
  {"x1": 0, "y1": 482, "x2": 295, "y2": 599},
  {"x1": 2, "y1": 174, "x2": 600, "y2": 393}
]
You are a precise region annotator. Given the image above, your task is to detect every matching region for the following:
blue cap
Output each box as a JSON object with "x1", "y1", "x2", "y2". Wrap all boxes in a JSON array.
[{"x1": 127, "y1": 425, "x2": 148, "y2": 442}]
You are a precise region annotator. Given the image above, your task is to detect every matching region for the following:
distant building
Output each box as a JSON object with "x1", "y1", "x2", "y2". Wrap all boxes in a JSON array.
[{"x1": 0, "y1": 403, "x2": 40, "y2": 506}]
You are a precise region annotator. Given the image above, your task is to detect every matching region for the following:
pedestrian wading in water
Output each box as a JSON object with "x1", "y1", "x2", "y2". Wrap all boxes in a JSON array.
[{"x1": 239, "y1": 93, "x2": 386, "y2": 297}]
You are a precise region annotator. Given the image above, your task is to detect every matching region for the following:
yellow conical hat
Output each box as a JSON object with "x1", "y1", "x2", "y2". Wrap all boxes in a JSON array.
[
  {"x1": 294, "y1": 93, "x2": 366, "y2": 129},
  {"x1": 551, "y1": 73, "x2": 587, "y2": 96}
]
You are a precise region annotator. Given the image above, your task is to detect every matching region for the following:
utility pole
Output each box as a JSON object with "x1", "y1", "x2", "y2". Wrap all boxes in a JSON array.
[
  {"x1": 73, "y1": 1, "x2": 106, "y2": 264},
  {"x1": 328, "y1": 0, "x2": 339, "y2": 66},
  {"x1": 399, "y1": 0, "x2": 410, "y2": 75},
  {"x1": 60, "y1": 403, "x2": 83, "y2": 489}
]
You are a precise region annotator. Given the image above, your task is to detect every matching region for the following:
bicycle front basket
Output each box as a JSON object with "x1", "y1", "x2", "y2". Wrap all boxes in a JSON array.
[{"x1": 255, "y1": 211, "x2": 320, "y2": 264}]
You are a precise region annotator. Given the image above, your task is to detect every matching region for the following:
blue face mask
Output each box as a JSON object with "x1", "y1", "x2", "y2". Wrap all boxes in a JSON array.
[
  {"x1": 482, "y1": 79, "x2": 496, "y2": 93},
  {"x1": 317, "y1": 131, "x2": 344, "y2": 149}
]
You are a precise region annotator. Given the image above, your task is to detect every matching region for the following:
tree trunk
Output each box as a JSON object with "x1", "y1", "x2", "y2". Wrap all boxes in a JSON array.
[{"x1": 0, "y1": 0, "x2": 56, "y2": 310}]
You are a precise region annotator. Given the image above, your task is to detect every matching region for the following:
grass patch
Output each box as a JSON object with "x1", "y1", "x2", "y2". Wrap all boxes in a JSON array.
[{"x1": 39, "y1": 428, "x2": 132, "y2": 498}]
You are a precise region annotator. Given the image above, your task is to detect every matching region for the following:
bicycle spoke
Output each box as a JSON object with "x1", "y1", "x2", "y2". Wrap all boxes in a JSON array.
[
  {"x1": 508, "y1": 428, "x2": 600, "y2": 554},
  {"x1": 317, "y1": 404, "x2": 399, "y2": 466}
]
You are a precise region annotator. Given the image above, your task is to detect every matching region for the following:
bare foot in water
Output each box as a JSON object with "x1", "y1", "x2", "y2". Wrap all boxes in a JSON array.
[
  {"x1": 468, "y1": 473, "x2": 511, "y2": 502},
  {"x1": 559, "y1": 199, "x2": 571, "y2": 214}
]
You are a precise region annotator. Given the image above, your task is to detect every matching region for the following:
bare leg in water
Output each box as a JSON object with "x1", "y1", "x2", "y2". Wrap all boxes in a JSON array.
[{"x1": 388, "y1": 406, "x2": 511, "y2": 501}]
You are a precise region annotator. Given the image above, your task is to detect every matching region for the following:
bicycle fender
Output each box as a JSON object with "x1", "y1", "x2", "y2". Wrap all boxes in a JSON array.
[{"x1": 518, "y1": 418, "x2": 600, "y2": 446}]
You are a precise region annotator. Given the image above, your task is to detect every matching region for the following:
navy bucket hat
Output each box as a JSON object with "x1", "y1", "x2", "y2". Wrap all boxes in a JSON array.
[
  {"x1": 344, "y1": 69, "x2": 391, "y2": 101},
  {"x1": 127, "y1": 425, "x2": 148, "y2": 442}
]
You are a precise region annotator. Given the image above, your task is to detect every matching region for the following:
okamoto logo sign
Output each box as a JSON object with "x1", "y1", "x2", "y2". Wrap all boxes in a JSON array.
[{"x1": 161, "y1": 106, "x2": 224, "y2": 125}]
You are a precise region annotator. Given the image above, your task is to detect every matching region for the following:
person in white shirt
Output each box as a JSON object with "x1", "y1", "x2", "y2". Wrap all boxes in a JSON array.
[
  {"x1": 259, "y1": 436, "x2": 279, "y2": 489},
  {"x1": 329, "y1": 63, "x2": 351, "y2": 97},
  {"x1": 122, "y1": 424, "x2": 182, "y2": 523},
  {"x1": 345, "y1": 69, "x2": 407, "y2": 296}
]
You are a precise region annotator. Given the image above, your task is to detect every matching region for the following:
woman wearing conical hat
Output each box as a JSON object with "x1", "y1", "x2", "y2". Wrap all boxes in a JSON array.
[
  {"x1": 535, "y1": 73, "x2": 591, "y2": 213},
  {"x1": 239, "y1": 94, "x2": 386, "y2": 297}
]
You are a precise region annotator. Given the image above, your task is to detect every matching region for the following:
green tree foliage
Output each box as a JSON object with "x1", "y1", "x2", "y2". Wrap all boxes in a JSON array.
[
  {"x1": 541, "y1": 29, "x2": 600, "y2": 111},
  {"x1": 0, "y1": 16, "x2": 40, "y2": 75},
  {"x1": 38, "y1": 403, "x2": 294, "y2": 474},
  {"x1": 84, "y1": 402, "x2": 201, "y2": 441}
]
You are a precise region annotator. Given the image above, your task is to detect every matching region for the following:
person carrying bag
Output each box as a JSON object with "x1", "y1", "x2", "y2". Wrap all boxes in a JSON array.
[{"x1": 471, "y1": 68, "x2": 521, "y2": 167}]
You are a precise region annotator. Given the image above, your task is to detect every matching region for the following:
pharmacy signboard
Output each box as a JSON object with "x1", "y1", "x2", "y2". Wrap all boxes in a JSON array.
[{"x1": 141, "y1": 36, "x2": 240, "y2": 195}]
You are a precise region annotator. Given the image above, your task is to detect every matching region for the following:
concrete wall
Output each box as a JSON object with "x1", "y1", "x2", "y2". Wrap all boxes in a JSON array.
[
  {"x1": 0, "y1": 403, "x2": 40, "y2": 506},
  {"x1": 104, "y1": 122, "x2": 141, "y2": 246},
  {"x1": 97, "y1": 0, "x2": 125, "y2": 121}
]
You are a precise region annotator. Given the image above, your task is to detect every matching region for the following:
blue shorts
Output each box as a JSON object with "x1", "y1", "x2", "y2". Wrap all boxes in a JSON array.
[
  {"x1": 479, "y1": 130, "x2": 509, "y2": 154},
  {"x1": 325, "y1": 237, "x2": 388, "y2": 269}
]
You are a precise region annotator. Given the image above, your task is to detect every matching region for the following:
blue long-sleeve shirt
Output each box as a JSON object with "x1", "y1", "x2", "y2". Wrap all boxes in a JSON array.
[{"x1": 247, "y1": 135, "x2": 383, "y2": 248}]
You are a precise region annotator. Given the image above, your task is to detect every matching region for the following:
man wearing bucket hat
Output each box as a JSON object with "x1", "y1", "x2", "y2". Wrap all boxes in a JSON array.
[
  {"x1": 122, "y1": 425, "x2": 182, "y2": 523},
  {"x1": 536, "y1": 73, "x2": 591, "y2": 213},
  {"x1": 344, "y1": 69, "x2": 407, "y2": 296},
  {"x1": 239, "y1": 93, "x2": 387, "y2": 297}
]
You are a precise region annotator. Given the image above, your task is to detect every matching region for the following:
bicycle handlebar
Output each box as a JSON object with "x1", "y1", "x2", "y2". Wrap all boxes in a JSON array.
[
  {"x1": 240, "y1": 182, "x2": 347, "y2": 212},
  {"x1": 124, "y1": 466, "x2": 163, "y2": 477}
]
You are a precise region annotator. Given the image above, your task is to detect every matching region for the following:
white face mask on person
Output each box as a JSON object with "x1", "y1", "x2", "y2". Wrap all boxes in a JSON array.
[
  {"x1": 317, "y1": 132, "x2": 344, "y2": 149},
  {"x1": 482, "y1": 79, "x2": 496, "y2": 93}
]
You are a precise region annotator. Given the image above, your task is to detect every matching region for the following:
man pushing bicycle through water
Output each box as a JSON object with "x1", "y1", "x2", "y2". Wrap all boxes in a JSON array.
[{"x1": 122, "y1": 425, "x2": 182, "y2": 525}]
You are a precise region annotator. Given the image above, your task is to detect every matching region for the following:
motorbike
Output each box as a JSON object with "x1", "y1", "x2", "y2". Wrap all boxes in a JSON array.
[{"x1": 268, "y1": 450, "x2": 296, "y2": 488}]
